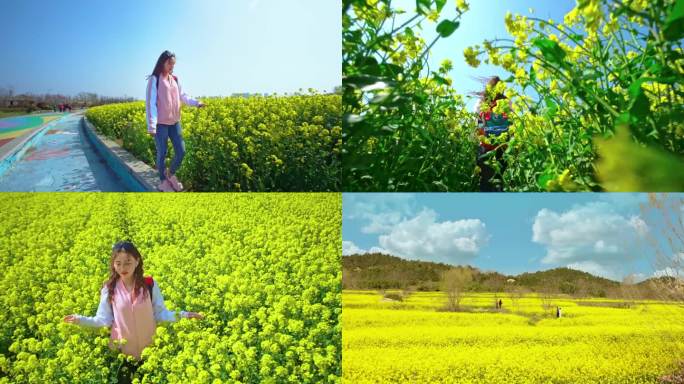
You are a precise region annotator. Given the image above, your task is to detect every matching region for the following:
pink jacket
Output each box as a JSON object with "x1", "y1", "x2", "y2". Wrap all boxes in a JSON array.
[
  {"x1": 76, "y1": 279, "x2": 188, "y2": 359},
  {"x1": 145, "y1": 74, "x2": 200, "y2": 134}
]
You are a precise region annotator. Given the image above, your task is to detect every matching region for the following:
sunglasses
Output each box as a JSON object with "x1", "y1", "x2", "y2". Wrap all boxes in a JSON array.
[{"x1": 112, "y1": 241, "x2": 135, "y2": 252}]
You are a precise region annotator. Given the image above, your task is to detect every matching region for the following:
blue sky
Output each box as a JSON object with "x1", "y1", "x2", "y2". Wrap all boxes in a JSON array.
[
  {"x1": 343, "y1": 193, "x2": 684, "y2": 282},
  {"x1": 0, "y1": 0, "x2": 340, "y2": 99},
  {"x1": 390, "y1": 0, "x2": 576, "y2": 111}
]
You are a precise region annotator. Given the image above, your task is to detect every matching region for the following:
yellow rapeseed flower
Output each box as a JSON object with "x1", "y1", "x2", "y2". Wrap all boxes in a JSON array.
[
  {"x1": 463, "y1": 46, "x2": 481, "y2": 68},
  {"x1": 456, "y1": 0, "x2": 469, "y2": 12}
]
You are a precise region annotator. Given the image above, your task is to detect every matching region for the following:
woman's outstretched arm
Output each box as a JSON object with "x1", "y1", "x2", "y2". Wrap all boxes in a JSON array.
[
  {"x1": 152, "y1": 282, "x2": 202, "y2": 322},
  {"x1": 64, "y1": 287, "x2": 114, "y2": 328},
  {"x1": 176, "y1": 78, "x2": 203, "y2": 107}
]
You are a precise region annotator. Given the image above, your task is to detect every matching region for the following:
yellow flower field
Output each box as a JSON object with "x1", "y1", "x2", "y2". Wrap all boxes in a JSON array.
[
  {"x1": 85, "y1": 93, "x2": 341, "y2": 192},
  {"x1": 0, "y1": 193, "x2": 341, "y2": 383},
  {"x1": 343, "y1": 290, "x2": 684, "y2": 383}
]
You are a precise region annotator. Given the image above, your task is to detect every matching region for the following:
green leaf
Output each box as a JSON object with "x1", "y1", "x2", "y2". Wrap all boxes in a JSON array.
[
  {"x1": 436, "y1": 19, "x2": 460, "y2": 37},
  {"x1": 627, "y1": 78, "x2": 655, "y2": 119},
  {"x1": 343, "y1": 74, "x2": 381, "y2": 89},
  {"x1": 379, "y1": 63, "x2": 404, "y2": 77},
  {"x1": 432, "y1": 180, "x2": 449, "y2": 191},
  {"x1": 369, "y1": 92, "x2": 391, "y2": 104},
  {"x1": 357, "y1": 56, "x2": 380, "y2": 76},
  {"x1": 577, "y1": 0, "x2": 591, "y2": 10},
  {"x1": 345, "y1": 152, "x2": 372, "y2": 171},
  {"x1": 582, "y1": 70, "x2": 602, "y2": 80},
  {"x1": 432, "y1": 73, "x2": 450, "y2": 85},
  {"x1": 532, "y1": 38, "x2": 566, "y2": 65},
  {"x1": 536, "y1": 170, "x2": 554, "y2": 190},
  {"x1": 529, "y1": 64, "x2": 536, "y2": 83},
  {"x1": 664, "y1": 0, "x2": 684, "y2": 41},
  {"x1": 344, "y1": 113, "x2": 364, "y2": 124},
  {"x1": 435, "y1": 0, "x2": 447, "y2": 12},
  {"x1": 416, "y1": 0, "x2": 431, "y2": 15},
  {"x1": 544, "y1": 97, "x2": 558, "y2": 118},
  {"x1": 379, "y1": 124, "x2": 399, "y2": 134},
  {"x1": 615, "y1": 112, "x2": 633, "y2": 126}
]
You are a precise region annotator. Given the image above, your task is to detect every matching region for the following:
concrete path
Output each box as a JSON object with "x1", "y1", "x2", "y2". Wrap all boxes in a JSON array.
[{"x1": 0, "y1": 113, "x2": 130, "y2": 191}]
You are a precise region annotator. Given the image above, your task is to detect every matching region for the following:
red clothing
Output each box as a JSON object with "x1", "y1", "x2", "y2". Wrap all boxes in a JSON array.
[{"x1": 477, "y1": 99, "x2": 511, "y2": 153}]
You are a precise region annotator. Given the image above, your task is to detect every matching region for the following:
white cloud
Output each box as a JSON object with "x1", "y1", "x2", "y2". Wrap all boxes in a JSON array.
[
  {"x1": 653, "y1": 253, "x2": 684, "y2": 279},
  {"x1": 344, "y1": 194, "x2": 416, "y2": 234},
  {"x1": 653, "y1": 267, "x2": 683, "y2": 278},
  {"x1": 627, "y1": 272, "x2": 648, "y2": 283},
  {"x1": 342, "y1": 241, "x2": 391, "y2": 256},
  {"x1": 361, "y1": 211, "x2": 405, "y2": 234},
  {"x1": 567, "y1": 261, "x2": 619, "y2": 281},
  {"x1": 342, "y1": 241, "x2": 365, "y2": 256},
  {"x1": 368, "y1": 246, "x2": 392, "y2": 254},
  {"x1": 593, "y1": 240, "x2": 619, "y2": 254},
  {"x1": 377, "y1": 209, "x2": 489, "y2": 265},
  {"x1": 533, "y1": 202, "x2": 648, "y2": 280},
  {"x1": 629, "y1": 216, "x2": 649, "y2": 236}
]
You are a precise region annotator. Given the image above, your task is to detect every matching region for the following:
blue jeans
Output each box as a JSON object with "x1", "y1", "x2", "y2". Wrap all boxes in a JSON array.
[{"x1": 154, "y1": 122, "x2": 185, "y2": 181}]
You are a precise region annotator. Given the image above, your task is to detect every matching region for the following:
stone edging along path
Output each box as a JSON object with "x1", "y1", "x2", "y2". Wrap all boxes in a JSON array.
[{"x1": 81, "y1": 116, "x2": 158, "y2": 192}]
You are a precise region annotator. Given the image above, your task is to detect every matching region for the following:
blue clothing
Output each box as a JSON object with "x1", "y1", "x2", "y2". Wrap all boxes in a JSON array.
[
  {"x1": 482, "y1": 114, "x2": 511, "y2": 136},
  {"x1": 154, "y1": 122, "x2": 186, "y2": 181}
]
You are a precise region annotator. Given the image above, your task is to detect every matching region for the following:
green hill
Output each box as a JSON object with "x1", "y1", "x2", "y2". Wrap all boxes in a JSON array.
[
  {"x1": 342, "y1": 253, "x2": 668, "y2": 299},
  {"x1": 342, "y1": 253, "x2": 456, "y2": 290}
]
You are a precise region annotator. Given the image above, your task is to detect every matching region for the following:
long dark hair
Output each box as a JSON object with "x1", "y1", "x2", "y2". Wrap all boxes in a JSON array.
[
  {"x1": 147, "y1": 50, "x2": 175, "y2": 81},
  {"x1": 470, "y1": 76, "x2": 506, "y2": 103},
  {"x1": 105, "y1": 241, "x2": 148, "y2": 303}
]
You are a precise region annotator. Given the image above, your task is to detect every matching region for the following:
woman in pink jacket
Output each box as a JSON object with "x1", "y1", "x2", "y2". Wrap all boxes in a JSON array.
[
  {"x1": 63, "y1": 241, "x2": 202, "y2": 383},
  {"x1": 145, "y1": 50, "x2": 205, "y2": 192}
]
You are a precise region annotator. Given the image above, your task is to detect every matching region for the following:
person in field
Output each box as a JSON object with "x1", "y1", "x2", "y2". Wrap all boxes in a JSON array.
[
  {"x1": 556, "y1": 306, "x2": 562, "y2": 318},
  {"x1": 145, "y1": 50, "x2": 205, "y2": 192},
  {"x1": 498, "y1": 299, "x2": 503, "y2": 309},
  {"x1": 63, "y1": 241, "x2": 202, "y2": 384},
  {"x1": 473, "y1": 76, "x2": 511, "y2": 192}
]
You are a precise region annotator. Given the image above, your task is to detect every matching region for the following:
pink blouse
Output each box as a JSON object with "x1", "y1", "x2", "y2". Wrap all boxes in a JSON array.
[
  {"x1": 109, "y1": 279, "x2": 156, "y2": 359},
  {"x1": 145, "y1": 74, "x2": 201, "y2": 134},
  {"x1": 156, "y1": 74, "x2": 181, "y2": 126},
  {"x1": 75, "y1": 279, "x2": 189, "y2": 360}
]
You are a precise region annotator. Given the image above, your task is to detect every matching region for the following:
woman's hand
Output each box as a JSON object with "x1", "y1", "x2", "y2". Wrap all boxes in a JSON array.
[
  {"x1": 185, "y1": 312, "x2": 203, "y2": 320},
  {"x1": 197, "y1": 102, "x2": 206, "y2": 108},
  {"x1": 63, "y1": 315, "x2": 80, "y2": 324},
  {"x1": 148, "y1": 132, "x2": 156, "y2": 137}
]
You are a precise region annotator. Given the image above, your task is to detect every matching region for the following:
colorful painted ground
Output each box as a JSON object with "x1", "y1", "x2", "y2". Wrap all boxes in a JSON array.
[
  {"x1": 0, "y1": 113, "x2": 65, "y2": 148},
  {"x1": 0, "y1": 114, "x2": 128, "y2": 191},
  {"x1": 343, "y1": 290, "x2": 684, "y2": 383}
]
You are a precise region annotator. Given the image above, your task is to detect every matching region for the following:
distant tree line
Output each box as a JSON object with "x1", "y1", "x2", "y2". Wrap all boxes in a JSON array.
[
  {"x1": 343, "y1": 253, "x2": 679, "y2": 300},
  {"x1": 0, "y1": 86, "x2": 136, "y2": 113}
]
